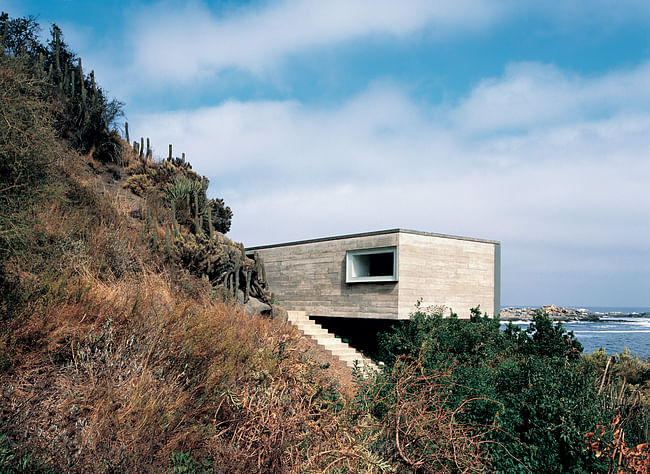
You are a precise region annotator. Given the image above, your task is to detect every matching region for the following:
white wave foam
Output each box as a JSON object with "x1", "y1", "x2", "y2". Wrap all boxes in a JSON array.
[{"x1": 573, "y1": 330, "x2": 650, "y2": 334}]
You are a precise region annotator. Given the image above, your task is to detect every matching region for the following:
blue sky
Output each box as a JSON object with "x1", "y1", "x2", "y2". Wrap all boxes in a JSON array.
[{"x1": 5, "y1": 1, "x2": 650, "y2": 307}]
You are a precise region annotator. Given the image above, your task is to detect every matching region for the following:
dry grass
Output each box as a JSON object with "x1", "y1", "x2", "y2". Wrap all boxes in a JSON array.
[{"x1": 2, "y1": 269, "x2": 363, "y2": 471}]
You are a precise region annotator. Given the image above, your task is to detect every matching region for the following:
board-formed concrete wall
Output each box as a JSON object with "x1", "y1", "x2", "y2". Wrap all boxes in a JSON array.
[
  {"x1": 397, "y1": 232, "x2": 500, "y2": 318},
  {"x1": 250, "y1": 229, "x2": 500, "y2": 319},
  {"x1": 252, "y1": 232, "x2": 400, "y2": 319}
]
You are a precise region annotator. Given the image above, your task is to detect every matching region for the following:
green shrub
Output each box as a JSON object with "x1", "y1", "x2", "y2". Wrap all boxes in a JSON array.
[{"x1": 373, "y1": 307, "x2": 610, "y2": 473}]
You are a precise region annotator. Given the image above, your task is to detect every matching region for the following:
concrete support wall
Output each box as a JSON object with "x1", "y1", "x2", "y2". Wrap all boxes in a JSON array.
[
  {"x1": 255, "y1": 233, "x2": 399, "y2": 319},
  {"x1": 397, "y1": 232, "x2": 499, "y2": 319}
]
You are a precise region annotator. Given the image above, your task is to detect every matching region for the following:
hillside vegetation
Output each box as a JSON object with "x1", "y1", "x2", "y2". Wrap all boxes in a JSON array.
[{"x1": 1, "y1": 14, "x2": 648, "y2": 473}]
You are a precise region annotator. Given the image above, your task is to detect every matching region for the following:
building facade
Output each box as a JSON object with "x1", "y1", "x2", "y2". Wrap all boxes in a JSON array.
[{"x1": 249, "y1": 229, "x2": 500, "y2": 319}]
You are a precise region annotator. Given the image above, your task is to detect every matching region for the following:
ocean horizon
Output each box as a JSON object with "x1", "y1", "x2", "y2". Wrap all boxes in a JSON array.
[{"x1": 500, "y1": 310, "x2": 650, "y2": 358}]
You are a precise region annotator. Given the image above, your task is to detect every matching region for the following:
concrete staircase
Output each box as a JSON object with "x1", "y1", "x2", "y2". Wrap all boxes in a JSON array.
[{"x1": 287, "y1": 311, "x2": 379, "y2": 372}]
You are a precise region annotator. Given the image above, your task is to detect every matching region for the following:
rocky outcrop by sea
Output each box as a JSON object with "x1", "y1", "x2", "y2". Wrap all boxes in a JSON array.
[{"x1": 500, "y1": 305, "x2": 650, "y2": 321}]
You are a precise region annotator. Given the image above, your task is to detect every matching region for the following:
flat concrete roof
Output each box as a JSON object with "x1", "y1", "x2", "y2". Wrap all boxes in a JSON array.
[{"x1": 248, "y1": 228, "x2": 500, "y2": 251}]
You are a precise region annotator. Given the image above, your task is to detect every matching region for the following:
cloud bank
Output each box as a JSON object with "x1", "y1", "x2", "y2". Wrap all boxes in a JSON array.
[{"x1": 130, "y1": 61, "x2": 650, "y2": 305}]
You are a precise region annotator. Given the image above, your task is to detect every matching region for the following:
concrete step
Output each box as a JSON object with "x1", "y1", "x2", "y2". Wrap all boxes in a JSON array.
[
  {"x1": 325, "y1": 347, "x2": 359, "y2": 357},
  {"x1": 287, "y1": 313, "x2": 379, "y2": 374},
  {"x1": 295, "y1": 324, "x2": 329, "y2": 335},
  {"x1": 287, "y1": 310, "x2": 309, "y2": 322},
  {"x1": 317, "y1": 338, "x2": 354, "y2": 349}
]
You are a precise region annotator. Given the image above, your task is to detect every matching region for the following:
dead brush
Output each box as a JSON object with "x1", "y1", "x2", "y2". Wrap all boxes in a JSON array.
[
  {"x1": 355, "y1": 354, "x2": 500, "y2": 473},
  {"x1": 2, "y1": 269, "x2": 379, "y2": 471}
]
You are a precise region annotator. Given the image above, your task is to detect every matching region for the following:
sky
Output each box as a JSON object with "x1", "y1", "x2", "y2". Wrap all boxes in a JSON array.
[{"x1": 5, "y1": 1, "x2": 650, "y2": 307}]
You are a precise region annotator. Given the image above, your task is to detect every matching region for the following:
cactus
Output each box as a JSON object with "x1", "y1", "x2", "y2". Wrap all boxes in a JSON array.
[
  {"x1": 63, "y1": 63, "x2": 69, "y2": 94},
  {"x1": 125, "y1": 122, "x2": 130, "y2": 143},
  {"x1": 77, "y1": 58, "x2": 86, "y2": 103},
  {"x1": 70, "y1": 69, "x2": 75, "y2": 96},
  {"x1": 133, "y1": 141, "x2": 139, "y2": 154},
  {"x1": 145, "y1": 205, "x2": 151, "y2": 233},
  {"x1": 171, "y1": 201, "x2": 178, "y2": 237},
  {"x1": 37, "y1": 52, "x2": 44, "y2": 76},
  {"x1": 90, "y1": 70, "x2": 96, "y2": 96},
  {"x1": 0, "y1": 13, "x2": 8, "y2": 56},
  {"x1": 165, "y1": 227, "x2": 172, "y2": 257},
  {"x1": 53, "y1": 26, "x2": 61, "y2": 86},
  {"x1": 152, "y1": 225, "x2": 158, "y2": 248},
  {"x1": 140, "y1": 137, "x2": 144, "y2": 159},
  {"x1": 168, "y1": 144, "x2": 173, "y2": 160},
  {"x1": 165, "y1": 176, "x2": 194, "y2": 235},
  {"x1": 193, "y1": 190, "x2": 201, "y2": 235},
  {"x1": 207, "y1": 203, "x2": 214, "y2": 240}
]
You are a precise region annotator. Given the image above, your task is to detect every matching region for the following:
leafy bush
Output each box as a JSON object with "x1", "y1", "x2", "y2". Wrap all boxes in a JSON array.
[{"x1": 373, "y1": 306, "x2": 610, "y2": 472}]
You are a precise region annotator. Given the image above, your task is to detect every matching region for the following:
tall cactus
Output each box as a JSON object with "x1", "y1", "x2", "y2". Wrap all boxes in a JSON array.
[
  {"x1": 171, "y1": 200, "x2": 178, "y2": 237},
  {"x1": 70, "y1": 69, "x2": 75, "y2": 96},
  {"x1": 77, "y1": 58, "x2": 86, "y2": 103},
  {"x1": 165, "y1": 227, "x2": 172, "y2": 257},
  {"x1": 168, "y1": 144, "x2": 173, "y2": 160},
  {"x1": 207, "y1": 202, "x2": 214, "y2": 240},
  {"x1": 140, "y1": 137, "x2": 144, "y2": 159},
  {"x1": 0, "y1": 13, "x2": 8, "y2": 56},
  {"x1": 193, "y1": 190, "x2": 201, "y2": 235},
  {"x1": 63, "y1": 63, "x2": 69, "y2": 94},
  {"x1": 125, "y1": 122, "x2": 130, "y2": 144},
  {"x1": 37, "y1": 52, "x2": 44, "y2": 76},
  {"x1": 152, "y1": 225, "x2": 158, "y2": 248},
  {"x1": 90, "y1": 70, "x2": 96, "y2": 96},
  {"x1": 53, "y1": 26, "x2": 61, "y2": 86},
  {"x1": 145, "y1": 205, "x2": 151, "y2": 233}
]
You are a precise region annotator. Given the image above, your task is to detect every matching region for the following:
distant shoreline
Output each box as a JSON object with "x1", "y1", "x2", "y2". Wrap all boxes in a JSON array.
[{"x1": 500, "y1": 305, "x2": 650, "y2": 321}]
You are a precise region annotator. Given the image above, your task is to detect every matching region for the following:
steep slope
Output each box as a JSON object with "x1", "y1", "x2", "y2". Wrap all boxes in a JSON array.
[{"x1": 0, "y1": 42, "x2": 375, "y2": 472}]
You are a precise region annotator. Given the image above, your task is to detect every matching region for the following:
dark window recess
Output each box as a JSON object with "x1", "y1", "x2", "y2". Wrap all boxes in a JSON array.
[{"x1": 359, "y1": 252, "x2": 393, "y2": 277}]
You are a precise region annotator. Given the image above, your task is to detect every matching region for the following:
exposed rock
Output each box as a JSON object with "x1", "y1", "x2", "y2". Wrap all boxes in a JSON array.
[
  {"x1": 244, "y1": 295, "x2": 272, "y2": 316},
  {"x1": 500, "y1": 305, "x2": 650, "y2": 321},
  {"x1": 500, "y1": 306, "x2": 599, "y2": 321}
]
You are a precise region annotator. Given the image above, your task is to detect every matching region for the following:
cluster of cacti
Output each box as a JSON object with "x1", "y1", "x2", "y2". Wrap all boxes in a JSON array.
[
  {"x1": 1, "y1": 12, "x2": 267, "y2": 309},
  {"x1": 155, "y1": 167, "x2": 266, "y2": 305},
  {"x1": 172, "y1": 231, "x2": 271, "y2": 306}
]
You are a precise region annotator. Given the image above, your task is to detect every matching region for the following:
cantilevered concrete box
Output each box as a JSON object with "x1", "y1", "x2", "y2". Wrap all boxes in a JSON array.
[{"x1": 250, "y1": 229, "x2": 500, "y2": 319}]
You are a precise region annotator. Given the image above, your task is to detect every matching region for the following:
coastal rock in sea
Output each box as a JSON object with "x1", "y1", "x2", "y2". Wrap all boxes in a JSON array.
[{"x1": 500, "y1": 305, "x2": 599, "y2": 321}]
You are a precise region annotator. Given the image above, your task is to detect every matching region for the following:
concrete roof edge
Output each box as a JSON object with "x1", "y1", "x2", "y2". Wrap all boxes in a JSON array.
[{"x1": 247, "y1": 228, "x2": 500, "y2": 251}]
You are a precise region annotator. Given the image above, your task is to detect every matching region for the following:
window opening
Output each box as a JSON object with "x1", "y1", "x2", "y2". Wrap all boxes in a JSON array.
[{"x1": 346, "y1": 247, "x2": 398, "y2": 283}]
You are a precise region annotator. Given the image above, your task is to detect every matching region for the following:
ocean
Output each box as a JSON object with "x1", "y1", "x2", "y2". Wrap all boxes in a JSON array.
[{"x1": 501, "y1": 307, "x2": 650, "y2": 358}]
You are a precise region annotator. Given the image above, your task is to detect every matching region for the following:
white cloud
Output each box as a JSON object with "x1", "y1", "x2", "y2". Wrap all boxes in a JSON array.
[
  {"x1": 451, "y1": 62, "x2": 650, "y2": 134},
  {"x1": 131, "y1": 60, "x2": 650, "y2": 305},
  {"x1": 129, "y1": 0, "x2": 506, "y2": 81}
]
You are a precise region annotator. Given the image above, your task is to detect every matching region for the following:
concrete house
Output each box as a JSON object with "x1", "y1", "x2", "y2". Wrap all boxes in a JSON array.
[{"x1": 250, "y1": 229, "x2": 501, "y2": 320}]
